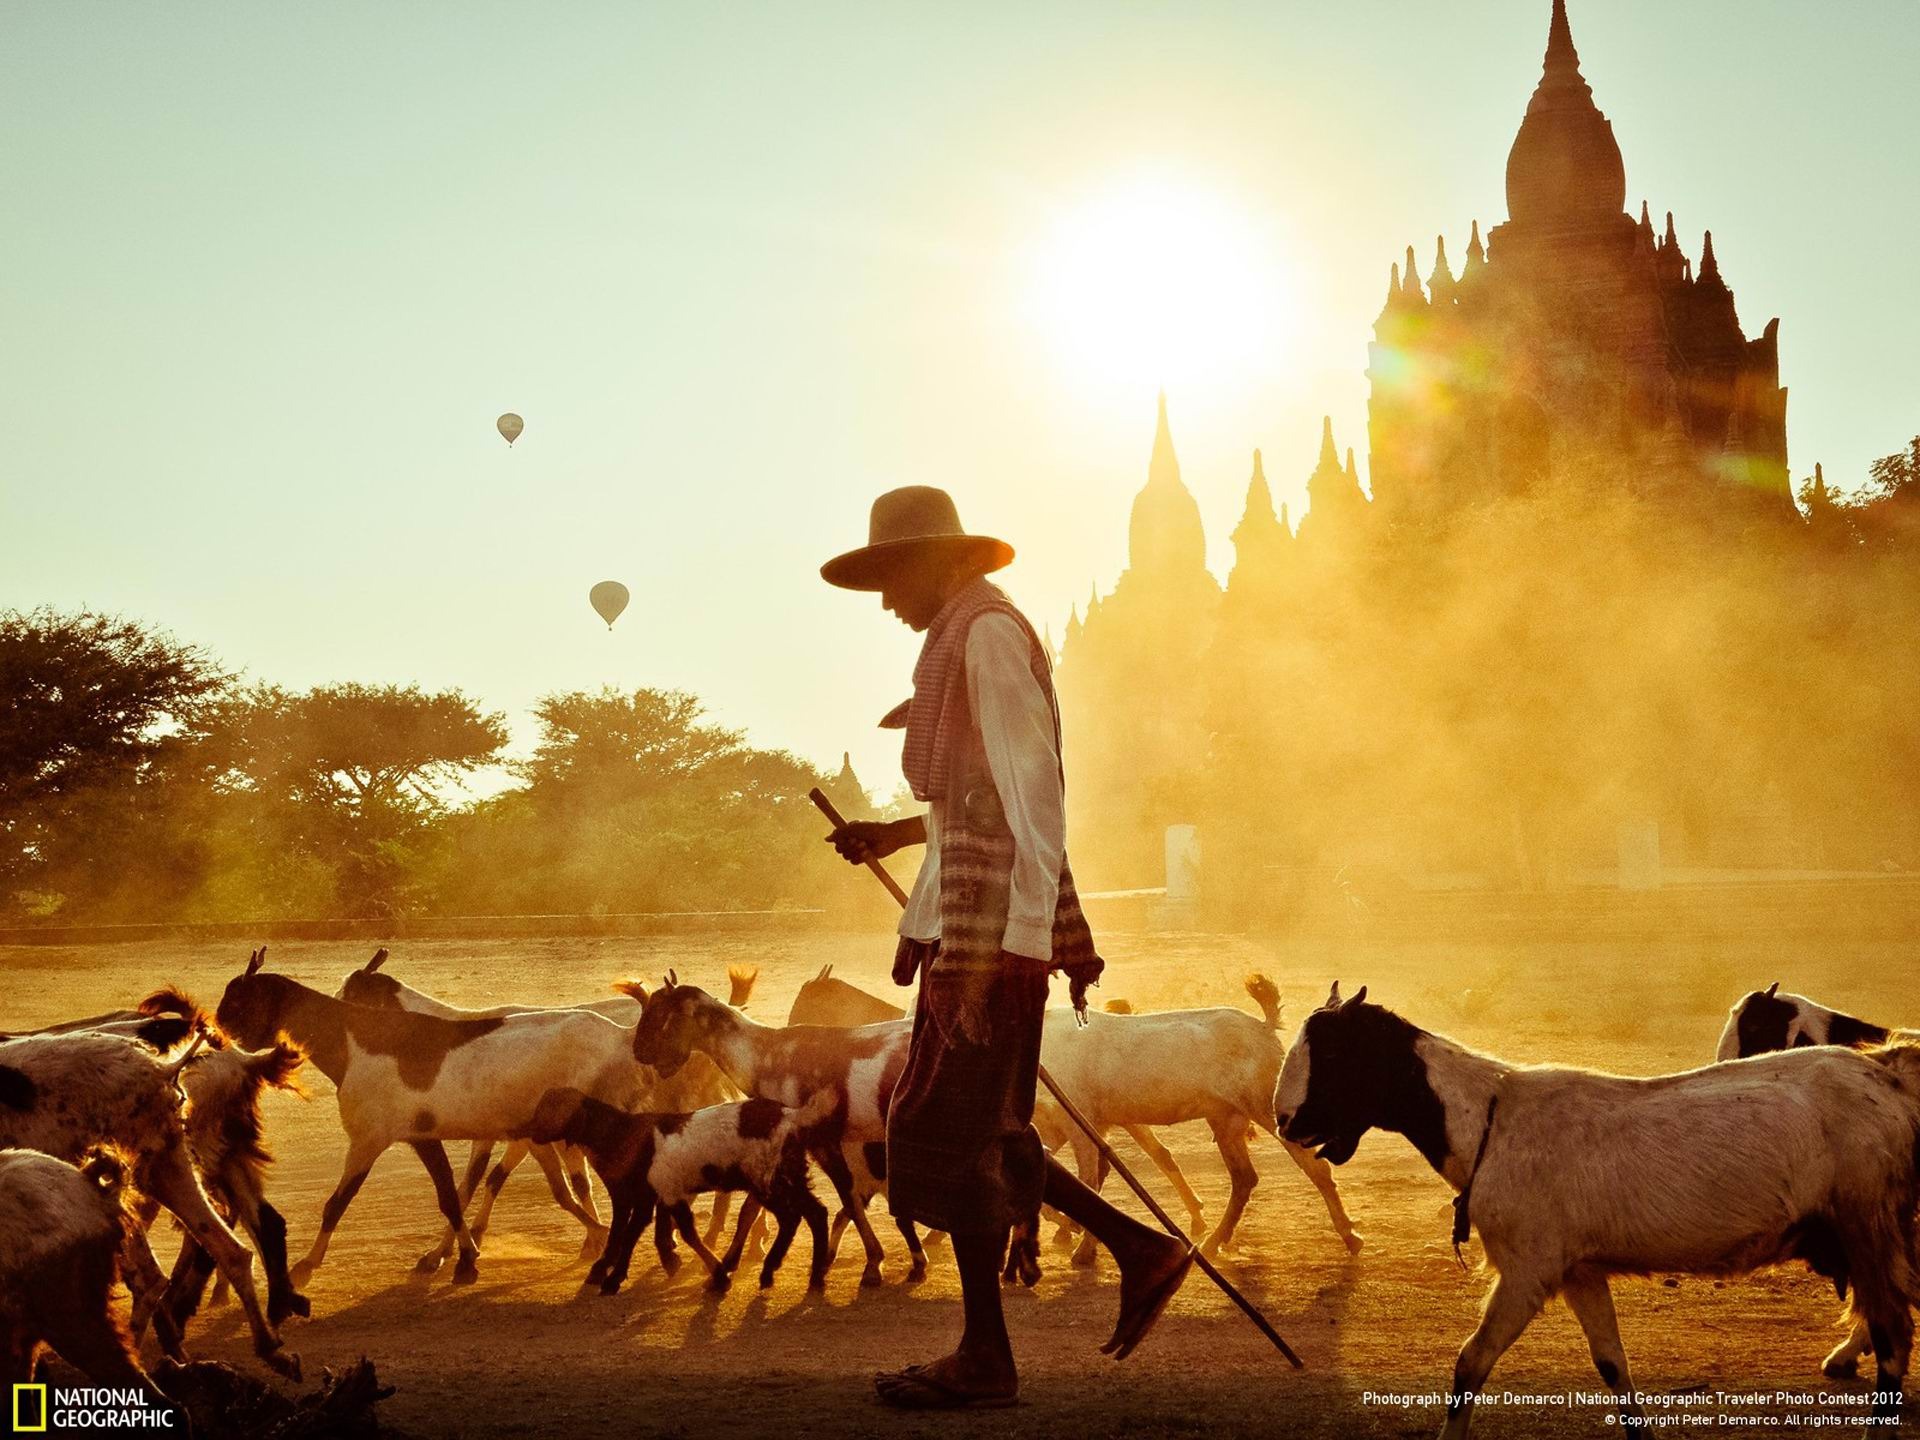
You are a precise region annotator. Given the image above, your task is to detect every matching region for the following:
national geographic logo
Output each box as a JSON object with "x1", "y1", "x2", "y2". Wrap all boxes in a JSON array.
[{"x1": 10, "y1": 1384, "x2": 179, "y2": 1431}]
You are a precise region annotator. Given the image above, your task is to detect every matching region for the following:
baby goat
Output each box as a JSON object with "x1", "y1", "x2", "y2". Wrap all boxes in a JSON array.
[{"x1": 526, "y1": 1087, "x2": 834, "y2": 1297}]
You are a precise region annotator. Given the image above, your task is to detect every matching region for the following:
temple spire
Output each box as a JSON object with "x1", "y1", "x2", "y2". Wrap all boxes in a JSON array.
[
  {"x1": 1344, "y1": 447, "x2": 1360, "y2": 486},
  {"x1": 1531, "y1": 0, "x2": 1593, "y2": 107},
  {"x1": 1662, "y1": 210, "x2": 1679, "y2": 251},
  {"x1": 1317, "y1": 416, "x2": 1339, "y2": 470},
  {"x1": 1428, "y1": 234, "x2": 1456, "y2": 302},
  {"x1": 1698, "y1": 229, "x2": 1723, "y2": 286},
  {"x1": 1401, "y1": 245, "x2": 1423, "y2": 302},
  {"x1": 1148, "y1": 389, "x2": 1179, "y2": 486},
  {"x1": 1635, "y1": 200, "x2": 1655, "y2": 252}
]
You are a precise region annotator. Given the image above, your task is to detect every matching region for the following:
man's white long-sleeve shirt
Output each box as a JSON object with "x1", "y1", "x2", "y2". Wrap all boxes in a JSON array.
[{"x1": 898, "y1": 612, "x2": 1064, "y2": 961}]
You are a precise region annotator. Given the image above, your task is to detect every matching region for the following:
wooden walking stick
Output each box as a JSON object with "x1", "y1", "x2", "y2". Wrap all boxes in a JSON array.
[{"x1": 808, "y1": 786, "x2": 1303, "y2": 1367}]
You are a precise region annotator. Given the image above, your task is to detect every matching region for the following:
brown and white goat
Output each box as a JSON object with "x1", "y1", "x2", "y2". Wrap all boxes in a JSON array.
[
  {"x1": 0, "y1": 1030, "x2": 297, "y2": 1378},
  {"x1": 628, "y1": 973, "x2": 912, "y2": 1286},
  {"x1": 1277, "y1": 983, "x2": 1920, "y2": 1439},
  {"x1": 335, "y1": 951, "x2": 752, "y2": 1270},
  {"x1": 526, "y1": 1086, "x2": 834, "y2": 1295},
  {"x1": 0, "y1": 1146, "x2": 190, "y2": 1431},
  {"x1": 215, "y1": 949, "x2": 647, "y2": 1289}
]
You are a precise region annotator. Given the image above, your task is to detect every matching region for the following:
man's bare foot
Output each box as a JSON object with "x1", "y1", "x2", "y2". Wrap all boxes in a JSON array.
[
  {"x1": 875, "y1": 1350, "x2": 1017, "y2": 1409},
  {"x1": 1102, "y1": 1232, "x2": 1193, "y2": 1361}
]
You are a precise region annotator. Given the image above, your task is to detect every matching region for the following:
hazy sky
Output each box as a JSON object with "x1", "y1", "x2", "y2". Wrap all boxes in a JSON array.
[{"x1": 4, "y1": 1, "x2": 1915, "y2": 794}]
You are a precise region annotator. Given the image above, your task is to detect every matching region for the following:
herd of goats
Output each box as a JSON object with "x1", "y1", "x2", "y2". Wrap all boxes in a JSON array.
[{"x1": 2, "y1": 944, "x2": 1918, "y2": 1437}]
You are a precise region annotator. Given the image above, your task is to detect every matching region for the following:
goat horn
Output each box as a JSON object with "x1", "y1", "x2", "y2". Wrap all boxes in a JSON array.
[
  {"x1": 367, "y1": 948, "x2": 389, "y2": 972},
  {"x1": 1765, "y1": 981, "x2": 1780, "y2": 997}
]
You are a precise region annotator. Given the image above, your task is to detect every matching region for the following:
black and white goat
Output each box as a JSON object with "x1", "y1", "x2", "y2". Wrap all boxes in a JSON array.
[
  {"x1": 0, "y1": 1029, "x2": 298, "y2": 1378},
  {"x1": 629, "y1": 974, "x2": 913, "y2": 1285},
  {"x1": 1275, "y1": 983, "x2": 1920, "y2": 1438},
  {"x1": 215, "y1": 948, "x2": 647, "y2": 1288},
  {"x1": 0, "y1": 1146, "x2": 189, "y2": 1430},
  {"x1": 1716, "y1": 981, "x2": 1906, "y2": 1061},
  {"x1": 1717, "y1": 981, "x2": 1918, "y2": 1378},
  {"x1": 525, "y1": 1085, "x2": 834, "y2": 1296}
]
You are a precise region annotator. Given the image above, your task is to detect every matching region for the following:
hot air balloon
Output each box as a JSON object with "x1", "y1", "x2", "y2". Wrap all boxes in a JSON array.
[
  {"x1": 497, "y1": 413, "x2": 524, "y2": 447},
  {"x1": 589, "y1": 581, "x2": 629, "y2": 630}
]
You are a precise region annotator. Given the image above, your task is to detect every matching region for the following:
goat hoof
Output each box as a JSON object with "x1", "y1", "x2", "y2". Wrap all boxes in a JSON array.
[
  {"x1": 707, "y1": 1273, "x2": 733, "y2": 1296},
  {"x1": 758, "y1": 1271, "x2": 776, "y2": 1291},
  {"x1": 1342, "y1": 1232, "x2": 1366, "y2": 1257},
  {"x1": 1070, "y1": 1243, "x2": 1097, "y2": 1269},
  {"x1": 452, "y1": 1259, "x2": 480, "y2": 1286},
  {"x1": 860, "y1": 1264, "x2": 885, "y2": 1288},
  {"x1": 907, "y1": 1261, "x2": 928, "y2": 1285},
  {"x1": 658, "y1": 1253, "x2": 682, "y2": 1277},
  {"x1": 598, "y1": 1278, "x2": 624, "y2": 1297},
  {"x1": 1821, "y1": 1355, "x2": 1860, "y2": 1381},
  {"x1": 577, "y1": 1232, "x2": 606, "y2": 1262},
  {"x1": 264, "y1": 1348, "x2": 302, "y2": 1383},
  {"x1": 287, "y1": 1260, "x2": 315, "y2": 1289},
  {"x1": 413, "y1": 1253, "x2": 443, "y2": 1276}
]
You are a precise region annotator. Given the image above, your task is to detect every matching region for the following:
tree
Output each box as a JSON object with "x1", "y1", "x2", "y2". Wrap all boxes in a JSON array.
[
  {"x1": 223, "y1": 683, "x2": 508, "y2": 916},
  {"x1": 0, "y1": 610, "x2": 226, "y2": 913}
]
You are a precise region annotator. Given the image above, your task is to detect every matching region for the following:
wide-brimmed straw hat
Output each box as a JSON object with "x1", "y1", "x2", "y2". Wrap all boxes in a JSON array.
[{"x1": 820, "y1": 486, "x2": 1014, "y2": 591}]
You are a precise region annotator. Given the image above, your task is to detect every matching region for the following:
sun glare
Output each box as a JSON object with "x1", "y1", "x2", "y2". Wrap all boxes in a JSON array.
[{"x1": 1024, "y1": 171, "x2": 1294, "y2": 399}]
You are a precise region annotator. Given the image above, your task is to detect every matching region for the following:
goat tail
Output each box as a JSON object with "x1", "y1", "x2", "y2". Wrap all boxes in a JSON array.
[
  {"x1": 248, "y1": 1039, "x2": 310, "y2": 1096},
  {"x1": 727, "y1": 964, "x2": 759, "y2": 1008},
  {"x1": 79, "y1": 1144, "x2": 131, "y2": 1204},
  {"x1": 1245, "y1": 973, "x2": 1284, "y2": 1030},
  {"x1": 792, "y1": 1086, "x2": 840, "y2": 1134}
]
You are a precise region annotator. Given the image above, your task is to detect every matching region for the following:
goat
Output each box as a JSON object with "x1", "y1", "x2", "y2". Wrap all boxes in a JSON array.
[
  {"x1": 1276, "y1": 982, "x2": 1920, "y2": 1438},
  {"x1": 791, "y1": 967, "x2": 1359, "y2": 1261},
  {"x1": 215, "y1": 947, "x2": 646, "y2": 1288},
  {"x1": 336, "y1": 949, "x2": 621, "y2": 1271},
  {"x1": 526, "y1": 1086, "x2": 834, "y2": 1296},
  {"x1": 0, "y1": 1029, "x2": 298, "y2": 1378},
  {"x1": 1036, "y1": 973, "x2": 1360, "y2": 1261},
  {"x1": 335, "y1": 951, "x2": 751, "y2": 1269},
  {"x1": 628, "y1": 972, "x2": 912, "y2": 1286},
  {"x1": 0, "y1": 1146, "x2": 190, "y2": 1431},
  {"x1": 1716, "y1": 980, "x2": 1905, "y2": 1062},
  {"x1": 1716, "y1": 982, "x2": 1918, "y2": 1378}
]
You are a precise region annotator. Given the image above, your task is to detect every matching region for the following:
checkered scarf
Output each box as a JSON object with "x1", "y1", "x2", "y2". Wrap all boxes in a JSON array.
[{"x1": 900, "y1": 577, "x2": 1009, "y2": 804}]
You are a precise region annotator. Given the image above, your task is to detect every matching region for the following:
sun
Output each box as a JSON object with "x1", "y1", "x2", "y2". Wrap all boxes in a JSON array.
[{"x1": 1023, "y1": 169, "x2": 1294, "y2": 400}]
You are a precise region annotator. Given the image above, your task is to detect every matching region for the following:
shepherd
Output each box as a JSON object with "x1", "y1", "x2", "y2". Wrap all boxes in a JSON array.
[{"x1": 820, "y1": 485, "x2": 1193, "y2": 1410}]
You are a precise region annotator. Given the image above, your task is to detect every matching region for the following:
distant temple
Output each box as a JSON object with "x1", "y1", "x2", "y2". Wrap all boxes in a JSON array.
[
  {"x1": 1059, "y1": 0, "x2": 1810, "y2": 892},
  {"x1": 1370, "y1": 0, "x2": 1792, "y2": 518}
]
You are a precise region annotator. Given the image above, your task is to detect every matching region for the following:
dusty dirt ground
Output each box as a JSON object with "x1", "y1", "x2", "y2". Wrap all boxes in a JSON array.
[{"x1": 7, "y1": 926, "x2": 1917, "y2": 1437}]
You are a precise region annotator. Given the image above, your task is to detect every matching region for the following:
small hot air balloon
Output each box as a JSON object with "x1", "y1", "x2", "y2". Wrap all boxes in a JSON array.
[
  {"x1": 497, "y1": 412, "x2": 524, "y2": 447},
  {"x1": 589, "y1": 581, "x2": 629, "y2": 630}
]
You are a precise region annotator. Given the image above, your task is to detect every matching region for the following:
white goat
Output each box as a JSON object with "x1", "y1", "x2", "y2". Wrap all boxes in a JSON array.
[
  {"x1": 0, "y1": 1146, "x2": 186, "y2": 1427},
  {"x1": 1035, "y1": 974, "x2": 1362, "y2": 1262},
  {"x1": 0, "y1": 1030, "x2": 298, "y2": 1378},
  {"x1": 1275, "y1": 983, "x2": 1920, "y2": 1439},
  {"x1": 214, "y1": 948, "x2": 647, "y2": 1287}
]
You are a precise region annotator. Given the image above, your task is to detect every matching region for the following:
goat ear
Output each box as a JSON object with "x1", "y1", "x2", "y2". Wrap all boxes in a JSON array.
[
  {"x1": 1342, "y1": 985, "x2": 1368, "y2": 1010},
  {"x1": 245, "y1": 947, "x2": 265, "y2": 977},
  {"x1": 367, "y1": 948, "x2": 389, "y2": 973},
  {"x1": 1322, "y1": 981, "x2": 1341, "y2": 1011},
  {"x1": 1765, "y1": 981, "x2": 1779, "y2": 998},
  {"x1": 663, "y1": 969, "x2": 677, "y2": 990}
]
